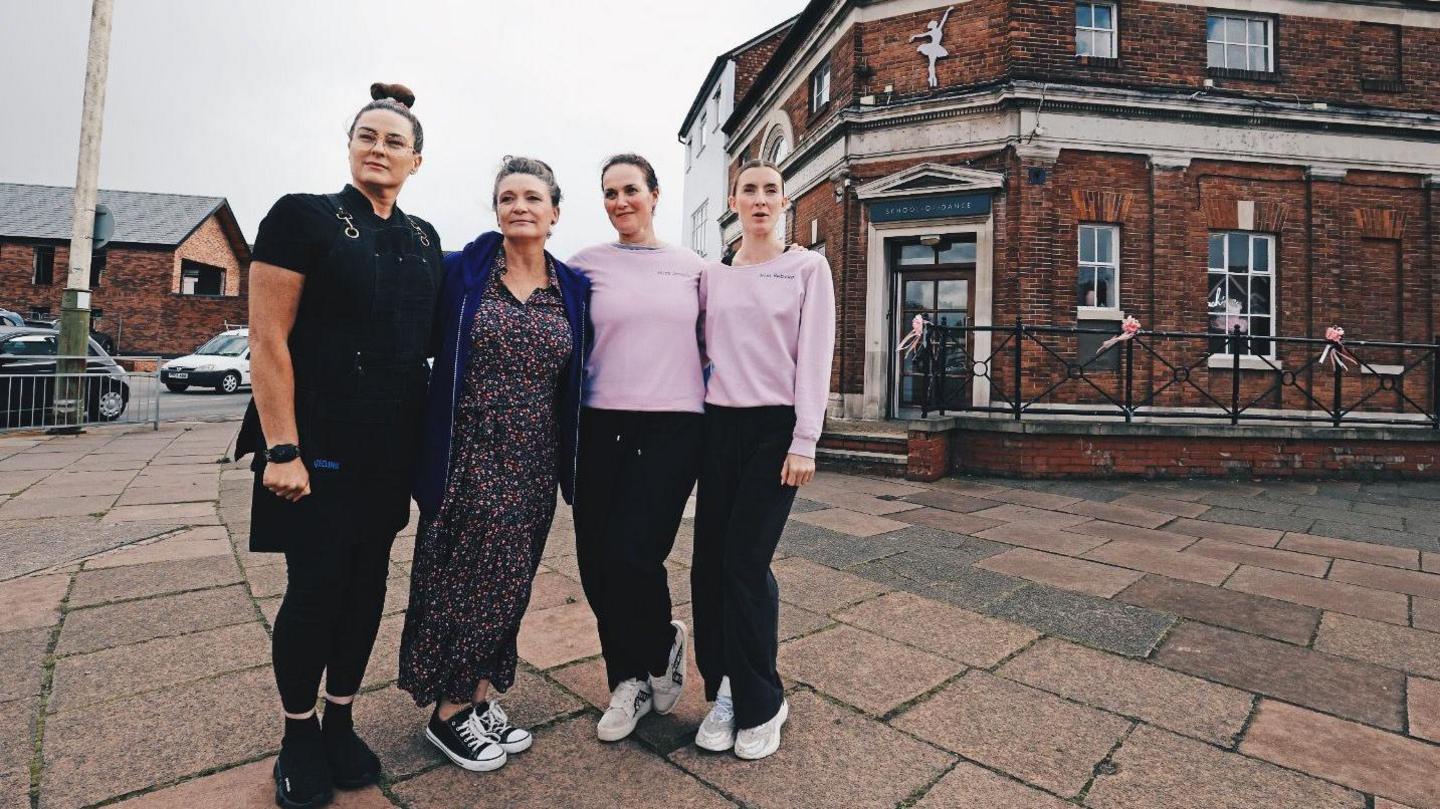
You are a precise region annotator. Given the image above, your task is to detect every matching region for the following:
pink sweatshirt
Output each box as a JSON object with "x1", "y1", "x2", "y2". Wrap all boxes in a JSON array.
[
  {"x1": 566, "y1": 242, "x2": 707, "y2": 413},
  {"x1": 701, "y1": 251, "x2": 836, "y2": 457}
]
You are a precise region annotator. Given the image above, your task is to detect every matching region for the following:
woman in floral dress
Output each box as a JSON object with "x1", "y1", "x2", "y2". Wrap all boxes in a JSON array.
[{"x1": 400, "y1": 157, "x2": 591, "y2": 773}]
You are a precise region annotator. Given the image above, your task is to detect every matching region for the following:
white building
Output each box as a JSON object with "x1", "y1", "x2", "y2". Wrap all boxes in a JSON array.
[{"x1": 678, "y1": 16, "x2": 796, "y2": 259}]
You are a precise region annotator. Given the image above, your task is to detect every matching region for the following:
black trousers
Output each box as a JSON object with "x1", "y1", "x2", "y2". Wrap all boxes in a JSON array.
[
  {"x1": 692, "y1": 405, "x2": 798, "y2": 730},
  {"x1": 272, "y1": 528, "x2": 397, "y2": 715},
  {"x1": 574, "y1": 408, "x2": 701, "y2": 691}
]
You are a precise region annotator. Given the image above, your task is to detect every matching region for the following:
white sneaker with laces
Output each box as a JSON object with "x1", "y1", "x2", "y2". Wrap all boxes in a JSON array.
[
  {"x1": 694, "y1": 676, "x2": 736, "y2": 752},
  {"x1": 734, "y1": 699, "x2": 788, "y2": 760},
  {"x1": 596, "y1": 678, "x2": 652, "y2": 742},
  {"x1": 649, "y1": 620, "x2": 687, "y2": 715}
]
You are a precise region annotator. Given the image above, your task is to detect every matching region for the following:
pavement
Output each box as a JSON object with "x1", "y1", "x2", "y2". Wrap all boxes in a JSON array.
[
  {"x1": 156, "y1": 388, "x2": 251, "y2": 424},
  {"x1": 4, "y1": 423, "x2": 1440, "y2": 808}
]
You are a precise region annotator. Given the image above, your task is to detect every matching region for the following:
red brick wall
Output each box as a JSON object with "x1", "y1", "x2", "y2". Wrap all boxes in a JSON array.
[
  {"x1": 1006, "y1": 0, "x2": 1439, "y2": 112},
  {"x1": 0, "y1": 213, "x2": 247, "y2": 356},
  {"x1": 734, "y1": 25, "x2": 794, "y2": 102},
  {"x1": 948, "y1": 428, "x2": 1440, "y2": 479}
]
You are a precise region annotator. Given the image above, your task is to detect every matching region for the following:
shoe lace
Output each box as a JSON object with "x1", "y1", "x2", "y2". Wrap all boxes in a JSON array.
[
  {"x1": 470, "y1": 702, "x2": 509, "y2": 739},
  {"x1": 456, "y1": 714, "x2": 492, "y2": 753},
  {"x1": 609, "y1": 679, "x2": 645, "y2": 714},
  {"x1": 708, "y1": 691, "x2": 734, "y2": 725}
]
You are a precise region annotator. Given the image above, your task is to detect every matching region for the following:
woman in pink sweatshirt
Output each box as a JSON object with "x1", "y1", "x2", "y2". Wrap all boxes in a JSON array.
[
  {"x1": 692, "y1": 159, "x2": 836, "y2": 760},
  {"x1": 566, "y1": 154, "x2": 703, "y2": 744}
]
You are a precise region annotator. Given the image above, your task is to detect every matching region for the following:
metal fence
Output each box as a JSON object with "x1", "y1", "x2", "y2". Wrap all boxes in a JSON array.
[
  {"x1": 912, "y1": 321, "x2": 1440, "y2": 429},
  {"x1": 0, "y1": 356, "x2": 160, "y2": 433}
]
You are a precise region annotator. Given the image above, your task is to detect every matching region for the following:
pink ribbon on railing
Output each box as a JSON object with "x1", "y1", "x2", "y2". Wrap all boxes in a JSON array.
[
  {"x1": 1096, "y1": 315, "x2": 1142, "y2": 355},
  {"x1": 897, "y1": 314, "x2": 928, "y2": 357},
  {"x1": 1319, "y1": 325, "x2": 1356, "y2": 371}
]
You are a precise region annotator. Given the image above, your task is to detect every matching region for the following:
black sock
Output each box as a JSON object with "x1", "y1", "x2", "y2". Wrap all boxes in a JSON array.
[
  {"x1": 322, "y1": 699, "x2": 353, "y2": 739},
  {"x1": 284, "y1": 714, "x2": 321, "y2": 746}
]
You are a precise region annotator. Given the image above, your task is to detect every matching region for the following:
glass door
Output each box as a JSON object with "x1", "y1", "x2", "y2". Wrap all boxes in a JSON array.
[{"x1": 890, "y1": 236, "x2": 976, "y2": 415}]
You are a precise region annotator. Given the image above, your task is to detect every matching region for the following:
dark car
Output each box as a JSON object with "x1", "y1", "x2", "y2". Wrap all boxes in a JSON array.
[{"x1": 0, "y1": 326, "x2": 130, "y2": 428}]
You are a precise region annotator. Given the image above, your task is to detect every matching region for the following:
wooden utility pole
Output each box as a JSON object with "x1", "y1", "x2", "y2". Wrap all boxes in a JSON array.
[{"x1": 55, "y1": 0, "x2": 114, "y2": 429}]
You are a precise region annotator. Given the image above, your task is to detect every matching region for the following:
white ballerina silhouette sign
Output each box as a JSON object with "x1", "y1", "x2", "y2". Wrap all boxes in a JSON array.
[{"x1": 911, "y1": 6, "x2": 955, "y2": 88}]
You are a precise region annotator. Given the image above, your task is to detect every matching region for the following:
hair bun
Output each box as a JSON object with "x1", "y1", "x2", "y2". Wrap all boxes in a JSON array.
[{"x1": 369, "y1": 82, "x2": 416, "y2": 108}]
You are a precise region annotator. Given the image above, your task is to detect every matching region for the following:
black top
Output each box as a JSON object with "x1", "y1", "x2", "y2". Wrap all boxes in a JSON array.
[{"x1": 253, "y1": 184, "x2": 442, "y2": 275}]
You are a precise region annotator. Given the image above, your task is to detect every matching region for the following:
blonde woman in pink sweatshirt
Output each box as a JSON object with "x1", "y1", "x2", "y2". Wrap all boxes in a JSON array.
[{"x1": 692, "y1": 159, "x2": 836, "y2": 760}]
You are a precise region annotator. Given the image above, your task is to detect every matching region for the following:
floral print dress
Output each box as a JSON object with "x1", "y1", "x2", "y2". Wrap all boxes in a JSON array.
[{"x1": 399, "y1": 250, "x2": 573, "y2": 705}]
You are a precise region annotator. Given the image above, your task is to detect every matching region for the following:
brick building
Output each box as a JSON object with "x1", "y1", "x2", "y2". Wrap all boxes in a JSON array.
[
  {"x1": 0, "y1": 183, "x2": 249, "y2": 356},
  {"x1": 687, "y1": 0, "x2": 1440, "y2": 478}
]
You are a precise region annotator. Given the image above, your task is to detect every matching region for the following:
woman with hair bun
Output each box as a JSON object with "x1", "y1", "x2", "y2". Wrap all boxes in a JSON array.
[
  {"x1": 237, "y1": 82, "x2": 442, "y2": 808},
  {"x1": 565, "y1": 154, "x2": 704, "y2": 743},
  {"x1": 400, "y1": 156, "x2": 591, "y2": 772}
]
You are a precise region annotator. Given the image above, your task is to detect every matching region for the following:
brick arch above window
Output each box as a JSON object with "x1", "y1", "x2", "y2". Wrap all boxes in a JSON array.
[
  {"x1": 755, "y1": 107, "x2": 795, "y2": 166},
  {"x1": 1202, "y1": 198, "x2": 1289, "y2": 232},
  {"x1": 1071, "y1": 190, "x2": 1131, "y2": 223}
]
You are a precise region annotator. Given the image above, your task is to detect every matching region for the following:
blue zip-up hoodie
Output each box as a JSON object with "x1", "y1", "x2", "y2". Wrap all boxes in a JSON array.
[{"x1": 415, "y1": 231, "x2": 591, "y2": 516}]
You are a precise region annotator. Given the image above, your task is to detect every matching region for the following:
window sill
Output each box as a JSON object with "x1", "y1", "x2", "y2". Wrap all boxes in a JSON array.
[
  {"x1": 1076, "y1": 307, "x2": 1125, "y2": 321},
  {"x1": 1360, "y1": 363, "x2": 1405, "y2": 376},
  {"x1": 1207, "y1": 354, "x2": 1281, "y2": 371},
  {"x1": 1206, "y1": 66, "x2": 1279, "y2": 83},
  {"x1": 1075, "y1": 56, "x2": 1120, "y2": 69}
]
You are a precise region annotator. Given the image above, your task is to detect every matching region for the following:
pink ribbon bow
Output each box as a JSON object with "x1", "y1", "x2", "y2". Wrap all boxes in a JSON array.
[
  {"x1": 1096, "y1": 316, "x2": 1142, "y2": 354},
  {"x1": 1319, "y1": 325, "x2": 1356, "y2": 371},
  {"x1": 897, "y1": 314, "x2": 928, "y2": 357}
]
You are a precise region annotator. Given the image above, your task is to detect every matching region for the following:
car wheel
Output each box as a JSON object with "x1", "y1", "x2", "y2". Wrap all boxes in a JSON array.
[
  {"x1": 218, "y1": 371, "x2": 240, "y2": 394},
  {"x1": 165, "y1": 383, "x2": 188, "y2": 393},
  {"x1": 93, "y1": 387, "x2": 127, "y2": 421}
]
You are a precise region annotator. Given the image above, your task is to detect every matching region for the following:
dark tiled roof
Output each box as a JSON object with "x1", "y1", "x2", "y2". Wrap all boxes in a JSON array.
[{"x1": 0, "y1": 183, "x2": 226, "y2": 247}]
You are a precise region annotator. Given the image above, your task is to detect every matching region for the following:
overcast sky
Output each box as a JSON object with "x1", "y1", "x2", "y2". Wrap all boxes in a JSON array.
[{"x1": 3, "y1": 0, "x2": 807, "y2": 257}]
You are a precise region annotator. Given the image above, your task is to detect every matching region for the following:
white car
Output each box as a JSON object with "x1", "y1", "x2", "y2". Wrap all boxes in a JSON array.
[{"x1": 162, "y1": 329, "x2": 250, "y2": 394}]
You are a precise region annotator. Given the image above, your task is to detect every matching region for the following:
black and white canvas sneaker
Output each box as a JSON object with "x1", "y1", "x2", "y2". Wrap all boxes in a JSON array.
[
  {"x1": 470, "y1": 700, "x2": 533, "y2": 754},
  {"x1": 425, "y1": 706, "x2": 507, "y2": 772}
]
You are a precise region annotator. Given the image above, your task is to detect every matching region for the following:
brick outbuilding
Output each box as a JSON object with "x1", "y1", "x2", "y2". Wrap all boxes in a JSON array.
[{"x1": 0, "y1": 183, "x2": 249, "y2": 356}]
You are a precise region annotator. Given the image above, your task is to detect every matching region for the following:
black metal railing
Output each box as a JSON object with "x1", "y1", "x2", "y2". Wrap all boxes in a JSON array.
[{"x1": 911, "y1": 320, "x2": 1440, "y2": 429}]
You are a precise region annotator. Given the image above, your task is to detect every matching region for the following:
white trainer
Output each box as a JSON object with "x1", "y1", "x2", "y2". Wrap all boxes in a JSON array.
[
  {"x1": 650, "y1": 620, "x2": 688, "y2": 715},
  {"x1": 734, "y1": 699, "x2": 788, "y2": 760},
  {"x1": 694, "y1": 676, "x2": 736, "y2": 752},
  {"x1": 596, "y1": 678, "x2": 652, "y2": 742}
]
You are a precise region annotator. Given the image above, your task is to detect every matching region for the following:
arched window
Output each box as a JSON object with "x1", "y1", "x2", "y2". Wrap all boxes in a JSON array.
[{"x1": 764, "y1": 128, "x2": 790, "y2": 164}]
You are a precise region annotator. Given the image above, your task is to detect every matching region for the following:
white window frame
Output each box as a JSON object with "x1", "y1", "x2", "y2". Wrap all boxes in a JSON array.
[
  {"x1": 1077, "y1": 224, "x2": 1119, "y2": 315},
  {"x1": 809, "y1": 58, "x2": 831, "y2": 114},
  {"x1": 696, "y1": 112, "x2": 708, "y2": 154},
  {"x1": 764, "y1": 126, "x2": 790, "y2": 164},
  {"x1": 1207, "y1": 231, "x2": 1277, "y2": 361},
  {"x1": 1207, "y1": 12, "x2": 1273, "y2": 72},
  {"x1": 691, "y1": 201, "x2": 709, "y2": 257},
  {"x1": 710, "y1": 88, "x2": 722, "y2": 130},
  {"x1": 1075, "y1": 2, "x2": 1117, "y2": 59}
]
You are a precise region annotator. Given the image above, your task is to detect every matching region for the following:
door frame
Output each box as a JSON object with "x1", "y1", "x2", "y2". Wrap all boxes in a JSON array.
[{"x1": 889, "y1": 246, "x2": 978, "y2": 417}]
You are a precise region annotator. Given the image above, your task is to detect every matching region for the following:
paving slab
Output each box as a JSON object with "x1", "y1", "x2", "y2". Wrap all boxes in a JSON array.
[
  {"x1": 670, "y1": 689, "x2": 951, "y2": 809},
  {"x1": 101, "y1": 501, "x2": 218, "y2": 525},
  {"x1": 999, "y1": 638, "x2": 1252, "y2": 746},
  {"x1": 891, "y1": 506, "x2": 1003, "y2": 535},
  {"x1": 0, "y1": 494, "x2": 116, "y2": 520},
  {"x1": 1225, "y1": 565, "x2": 1409, "y2": 625},
  {"x1": 788, "y1": 508, "x2": 909, "y2": 537},
  {"x1": 893, "y1": 671, "x2": 1129, "y2": 798},
  {"x1": 1061, "y1": 499, "x2": 1173, "y2": 529},
  {"x1": 1067, "y1": 519, "x2": 1198, "y2": 550},
  {"x1": 1110, "y1": 493, "x2": 1211, "y2": 518},
  {"x1": 40, "y1": 666, "x2": 278, "y2": 809},
  {"x1": 0, "y1": 626, "x2": 51, "y2": 703},
  {"x1": 0, "y1": 698, "x2": 36, "y2": 809},
  {"x1": 1308, "y1": 520, "x2": 1440, "y2": 553},
  {"x1": 968, "y1": 504, "x2": 1092, "y2": 527},
  {"x1": 1154, "y1": 622, "x2": 1405, "y2": 730},
  {"x1": 57, "y1": 584, "x2": 255, "y2": 656},
  {"x1": 0, "y1": 573, "x2": 69, "y2": 632},
  {"x1": 360, "y1": 613, "x2": 404, "y2": 689},
  {"x1": 528, "y1": 570, "x2": 584, "y2": 611},
  {"x1": 81, "y1": 526, "x2": 230, "y2": 570},
  {"x1": 244, "y1": 563, "x2": 287, "y2": 599},
  {"x1": 975, "y1": 487, "x2": 1083, "y2": 510},
  {"x1": 0, "y1": 452, "x2": 84, "y2": 472},
  {"x1": 899, "y1": 489, "x2": 997, "y2": 514},
  {"x1": 1196, "y1": 492, "x2": 1300, "y2": 515},
  {"x1": 50, "y1": 621, "x2": 270, "y2": 714},
  {"x1": 1242, "y1": 699, "x2": 1440, "y2": 809},
  {"x1": 1083, "y1": 540, "x2": 1238, "y2": 585},
  {"x1": 835, "y1": 590, "x2": 1040, "y2": 668},
  {"x1": 516, "y1": 600, "x2": 601, "y2": 670},
  {"x1": 0, "y1": 517, "x2": 186, "y2": 580},
  {"x1": 1330, "y1": 559, "x2": 1440, "y2": 600},
  {"x1": 977, "y1": 548, "x2": 1143, "y2": 597},
  {"x1": 972, "y1": 522, "x2": 1108, "y2": 556},
  {"x1": 985, "y1": 585, "x2": 1175, "y2": 657},
  {"x1": 19, "y1": 470, "x2": 135, "y2": 497},
  {"x1": 1116, "y1": 575, "x2": 1319, "y2": 645},
  {"x1": 0, "y1": 469, "x2": 50, "y2": 495},
  {"x1": 778, "y1": 601, "x2": 833, "y2": 641},
  {"x1": 397, "y1": 715, "x2": 734, "y2": 809},
  {"x1": 778, "y1": 522, "x2": 910, "y2": 569},
  {"x1": 777, "y1": 624, "x2": 961, "y2": 716},
  {"x1": 68, "y1": 553, "x2": 242, "y2": 607},
  {"x1": 112, "y1": 482, "x2": 219, "y2": 507},
  {"x1": 1165, "y1": 518, "x2": 1283, "y2": 547},
  {"x1": 1314, "y1": 612, "x2": 1440, "y2": 679},
  {"x1": 1186, "y1": 538, "x2": 1331, "y2": 577},
  {"x1": 1200, "y1": 507, "x2": 1316, "y2": 535},
  {"x1": 912, "y1": 761, "x2": 1072, "y2": 809},
  {"x1": 771, "y1": 557, "x2": 890, "y2": 613},
  {"x1": 1087, "y1": 724, "x2": 1362, "y2": 809},
  {"x1": 1410, "y1": 676, "x2": 1440, "y2": 744},
  {"x1": 104, "y1": 757, "x2": 395, "y2": 808}
]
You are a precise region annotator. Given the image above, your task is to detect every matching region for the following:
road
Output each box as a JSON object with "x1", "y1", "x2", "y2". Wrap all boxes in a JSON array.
[{"x1": 159, "y1": 386, "x2": 250, "y2": 423}]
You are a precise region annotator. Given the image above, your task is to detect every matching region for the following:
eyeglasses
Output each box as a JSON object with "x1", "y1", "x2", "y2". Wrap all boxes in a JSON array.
[{"x1": 351, "y1": 130, "x2": 415, "y2": 156}]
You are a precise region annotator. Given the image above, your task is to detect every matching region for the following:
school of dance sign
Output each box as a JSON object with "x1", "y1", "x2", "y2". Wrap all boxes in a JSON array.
[{"x1": 868, "y1": 192, "x2": 992, "y2": 223}]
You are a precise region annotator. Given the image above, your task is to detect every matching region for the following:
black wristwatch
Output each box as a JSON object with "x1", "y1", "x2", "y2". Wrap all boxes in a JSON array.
[{"x1": 265, "y1": 443, "x2": 301, "y2": 463}]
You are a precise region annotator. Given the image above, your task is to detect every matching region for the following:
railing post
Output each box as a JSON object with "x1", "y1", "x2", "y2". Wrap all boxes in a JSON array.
[
  {"x1": 1230, "y1": 326, "x2": 1241, "y2": 426},
  {"x1": 937, "y1": 327, "x2": 948, "y2": 417},
  {"x1": 1331, "y1": 342, "x2": 1344, "y2": 428},
  {"x1": 1124, "y1": 338, "x2": 1134, "y2": 423},
  {"x1": 1013, "y1": 319, "x2": 1023, "y2": 421},
  {"x1": 1432, "y1": 337, "x2": 1439, "y2": 430}
]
